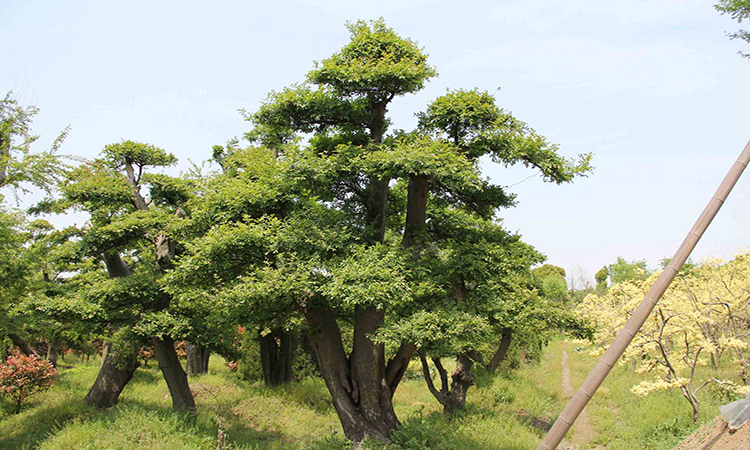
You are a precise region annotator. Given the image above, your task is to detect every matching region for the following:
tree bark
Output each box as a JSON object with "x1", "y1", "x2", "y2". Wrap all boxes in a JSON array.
[
  {"x1": 8, "y1": 333, "x2": 37, "y2": 357},
  {"x1": 401, "y1": 175, "x2": 428, "y2": 252},
  {"x1": 305, "y1": 303, "x2": 400, "y2": 443},
  {"x1": 385, "y1": 342, "x2": 417, "y2": 395},
  {"x1": 419, "y1": 352, "x2": 475, "y2": 414},
  {"x1": 443, "y1": 353, "x2": 475, "y2": 413},
  {"x1": 486, "y1": 329, "x2": 513, "y2": 374},
  {"x1": 259, "y1": 328, "x2": 294, "y2": 386},
  {"x1": 46, "y1": 339, "x2": 61, "y2": 368},
  {"x1": 186, "y1": 342, "x2": 210, "y2": 376},
  {"x1": 85, "y1": 342, "x2": 139, "y2": 408},
  {"x1": 86, "y1": 252, "x2": 138, "y2": 407},
  {"x1": 154, "y1": 336, "x2": 196, "y2": 411}
]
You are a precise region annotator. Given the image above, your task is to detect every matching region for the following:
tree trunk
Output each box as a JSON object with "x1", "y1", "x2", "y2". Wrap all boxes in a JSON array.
[
  {"x1": 186, "y1": 342, "x2": 210, "y2": 376},
  {"x1": 305, "y1": 303, "x2": 400, "y2": 443},
  {"x1": 443, "y1": 353, "x2": 475, "y2": 414},
  {"x1": 154, "y1": 336, "x2": 196, "y2": 411},
  {"x1": 385, "y1": 342, "x2": 417, "y2": 395},
  {"x1": 486, "y1": 329, "x2": 513, "y2": 374},
  {"x1": 85, "y1": 342, "x2": 139, "y2": 408},
  {"x1": 8, "y1": 333, "x2": 37, "y2": 357},
  {"x1": 86, "y1": 252, "x2": 138, "y2": 407},
  {"x1": 46, "y1": 339, "x2": 61, "y2": 368},
  {"x1": 419, "y1": 351, "x2": 475, "y2": 414},
  {"x1": 401, "y1": 175, "x2": 428, "y2": 252},
  {"x1": 259, "y1": 328, "x2": 294, "y2": 386}
]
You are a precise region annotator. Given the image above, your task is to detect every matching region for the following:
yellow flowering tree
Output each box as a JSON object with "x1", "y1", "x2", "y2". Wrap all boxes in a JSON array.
[{"x1": 577, "y1": 253, "x2": 750, "y2": 422}]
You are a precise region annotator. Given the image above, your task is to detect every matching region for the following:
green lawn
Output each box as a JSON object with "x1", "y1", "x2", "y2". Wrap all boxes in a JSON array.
[{"x1": 1, "y1": 341, "x2": 735, "y2": 449}]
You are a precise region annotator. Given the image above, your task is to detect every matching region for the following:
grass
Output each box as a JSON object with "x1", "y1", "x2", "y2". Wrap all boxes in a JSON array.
[
  {"x1": 0, "y1": 340, "x2": 740, "y2": 449},
  {"x1": 553, "y1": 339, "x2": 737, "y2": 450}
]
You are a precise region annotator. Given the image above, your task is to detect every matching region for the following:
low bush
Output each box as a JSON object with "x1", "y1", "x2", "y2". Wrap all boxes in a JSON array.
[{"x1": 0, "y1": 352, "x2": 57, "y2": 413}]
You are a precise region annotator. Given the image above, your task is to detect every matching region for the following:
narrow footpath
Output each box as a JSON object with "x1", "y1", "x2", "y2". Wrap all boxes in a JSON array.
[{"x1": 559, "y1": 350, "x2": 606, "y2": 450}]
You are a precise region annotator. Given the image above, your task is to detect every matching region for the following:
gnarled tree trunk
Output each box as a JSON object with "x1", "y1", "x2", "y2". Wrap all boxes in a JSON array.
[
  {"x1": 86, "y1": 252, "x2": 139, "y2": 408},
  {"x1": 186, "y1": 342, "x2": 210, "y2": 376},
  {"x1": 259, "y1": 328, "x2": 294, "y2": 387},
  {"x1": 305, "y1": 304, "x2": 400, "y2": 443},
  {"x1": 46, "y1": 339, "x2": 61, "y2": 368},
  {"x1": 419, "y1": 351, "x2": 476, "y2": 414},
  {"x1": 85, "y1": 342, "x2": 139, "y2": 408}
]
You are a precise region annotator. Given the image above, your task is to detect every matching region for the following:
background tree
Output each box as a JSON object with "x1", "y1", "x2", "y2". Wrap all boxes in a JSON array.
[
  {"x1": 715, "y1": 0, "x2": 750, "y2": 58},
  {"x1": 0, "y1": 91, "x2": 68, "y2": 198},
  {"x1": 578, "y1": 254, "x2": 750, "y2": 422}
]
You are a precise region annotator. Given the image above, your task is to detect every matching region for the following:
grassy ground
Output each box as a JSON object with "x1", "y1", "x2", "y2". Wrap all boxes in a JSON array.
[
  {"x1": 553, "y1": 339, "x2": 737, "y2": 450},
  {"x1": 0, "y1": 351, "x2": 566, "y2": 450},
  {"x1": 0, "y1": 341, "x2": 737, "y2": 449}
]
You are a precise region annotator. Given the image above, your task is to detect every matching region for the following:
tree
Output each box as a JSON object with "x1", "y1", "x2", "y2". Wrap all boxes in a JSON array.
[
  {"x1": 170, "y1": 19, "x2": 592, "y2": 442},
  {"x1": 604, "y1": 256, "x2": 650, "y2": 285},
  {"x1": 54, "y1": 141, "x2": 199, "y2": 411},
  {"x1": 0, "y1": 92, "x2": 68, "y2": 358},
  {"x1": 715, "y1": 0, "x2": 750, "y2": 58},
  {"x1": 0, "y1": 91, "x2": 68, "y2": 198},
  {"x1": 532, "y1": 264, "x2": 569, "y2": 303}
]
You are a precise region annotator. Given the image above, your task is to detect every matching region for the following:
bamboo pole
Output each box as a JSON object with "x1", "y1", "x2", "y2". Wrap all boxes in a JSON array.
[{"x1": 537, "y1": 140, "x2": 750, "y2": 450}]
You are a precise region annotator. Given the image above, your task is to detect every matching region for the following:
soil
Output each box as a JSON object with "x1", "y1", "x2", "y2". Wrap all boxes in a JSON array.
[
  {"x1": 559, "y1": 350, "x2": 608, "y2": 450},
  {"x1": 673, "y1": 417, "x2": 750, "y2": 450}
]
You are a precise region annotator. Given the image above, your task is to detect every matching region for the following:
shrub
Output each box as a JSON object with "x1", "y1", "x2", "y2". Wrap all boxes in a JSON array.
[
  {"x1": 491, "y1": 386, "x2": 515, "y2": 405},
  {"x1": 0, "y1": 352, "x2": 57, "y2": 413}
]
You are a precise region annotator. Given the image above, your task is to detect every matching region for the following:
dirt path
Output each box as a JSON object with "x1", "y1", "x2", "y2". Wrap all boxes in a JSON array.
[{"x1": 560, "y1": 350, "x2": 605, "y2": 450}]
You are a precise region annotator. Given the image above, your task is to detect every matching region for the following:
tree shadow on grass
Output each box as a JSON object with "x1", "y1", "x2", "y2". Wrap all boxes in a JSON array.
[{"x1": 0, "y1": 394, "x2": 95, "y2": 450}]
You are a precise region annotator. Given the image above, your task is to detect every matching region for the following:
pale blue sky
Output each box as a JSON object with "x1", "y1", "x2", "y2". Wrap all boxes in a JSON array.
[{"x1": 2, "y1": 0, "x2": 749, "y2": 284}]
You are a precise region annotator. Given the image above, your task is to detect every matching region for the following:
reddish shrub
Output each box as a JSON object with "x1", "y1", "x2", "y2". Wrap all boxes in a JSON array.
[{"x1": 0, "y1": 353, "x2": 57, "y2": 413}]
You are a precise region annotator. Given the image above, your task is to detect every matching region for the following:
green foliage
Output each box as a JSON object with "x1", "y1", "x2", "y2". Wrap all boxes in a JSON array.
[
  {"x1": 418, "y1": 88, "x2": 593, "y2": 183},
  {"x1": 322, "y1": 245, "x2": 411, "y2": 309},
  {"x1": 490, "y1": 386, "x2": 515, "y2": 405},
  {"x1": 0, "y1": 91, "x2": 69, "y2": 197},
  {"x1": 102, "y1": 140, "x2": 177, "y2": 170},
  {"x1": 715, "y1": 0, "x2": 750, "y2": 58},
  {"x1": 375, "y1": 310, "x2": 492, "y2": 357},
  {"x1": 606, "y1": 256, "x2": 650, "y2": 285},
  {"x1": 308, "y1": 18, "x2": 438, "y2": 100}
]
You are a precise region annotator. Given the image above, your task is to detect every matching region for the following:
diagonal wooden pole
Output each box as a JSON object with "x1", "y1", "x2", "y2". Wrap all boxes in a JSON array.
[{"x1": 537, "y1": 140, "x2": 750, "y2": 450}]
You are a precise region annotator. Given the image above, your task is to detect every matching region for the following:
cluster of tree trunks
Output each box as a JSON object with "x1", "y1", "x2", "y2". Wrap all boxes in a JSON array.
[{"x1": 259, "y1": 329, "x2": 293, "y2": 387}]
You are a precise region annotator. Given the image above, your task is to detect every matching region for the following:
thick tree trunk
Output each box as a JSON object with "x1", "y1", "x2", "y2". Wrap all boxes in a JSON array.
[
  {"x1": 86, "y1": 252, "x2": 138, "y2": 407},
  {"x1": 305, "y1": 304, "x2": 399, "y2": 443},
  {"x1": 259, "y1": 328, "x2": 294, "y2": 386},
  {"x1": 154, "y1": 336, "x2": 195, "y2": 411},
  {"x1": 8, "y1": 333, "x2": 37, "y2": 357},
  {"x1": 85, "y1": 343, "x2": 139, "y2": 408},
  {"x1": 364, "y1": 177, "x2": 389, "y2": 244},
  {"x1": 486, "y1": 329, "x2": 513, "y2": 374},
  {"x1": 46, "y1": 340, "x2": 61, "y2": 368},
  {"x1": 443, "y1": 353, "x2": 475, "y2": 413},
  {"x1": 186, "y1": 342, "x2": 210, "y2": 376},
  {"x1": 381, "y1": 175, "x2": 430, "y2": 395}
]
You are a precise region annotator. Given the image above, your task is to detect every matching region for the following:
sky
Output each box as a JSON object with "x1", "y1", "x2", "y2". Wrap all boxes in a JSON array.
[{"x1": 2, "y1": 0, "x2": 749, "y2": 285}]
